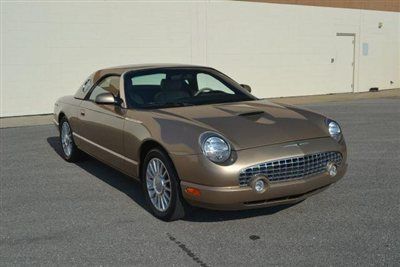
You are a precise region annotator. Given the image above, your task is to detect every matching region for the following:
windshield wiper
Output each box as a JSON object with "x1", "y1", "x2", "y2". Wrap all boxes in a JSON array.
[{"x1": 168, "y1": 102, "x2": 194, "y2": 107}]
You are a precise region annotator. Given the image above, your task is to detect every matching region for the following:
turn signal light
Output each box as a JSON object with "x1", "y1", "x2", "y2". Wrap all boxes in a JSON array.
[{"x1": 185, "y1": 187, "x2": 201, "y2": 197}]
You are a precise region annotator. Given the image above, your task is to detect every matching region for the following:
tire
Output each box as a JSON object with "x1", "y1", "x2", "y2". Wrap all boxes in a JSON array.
[
  {"x1": 59, "y1": 117, "x2": 82, "y2": 162},
  {"x1": 142, "y1": 148, "x2": 186, "y2": 221}
]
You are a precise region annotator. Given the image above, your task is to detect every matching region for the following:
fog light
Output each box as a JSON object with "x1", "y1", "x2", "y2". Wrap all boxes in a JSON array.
[
  {"x1": 254, "y1": 179, "x2": 265, "y2": 192},
  {"x1": 250, "y1": 176, "x2": 268, "y2": 193},
  {"x1": 327, "y1": 162, "x2": 337, "y2": 177}
]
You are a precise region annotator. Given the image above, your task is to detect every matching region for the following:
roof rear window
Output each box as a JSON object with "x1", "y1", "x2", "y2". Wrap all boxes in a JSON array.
[{"x1": 132, "y1": 73, "x2": 166, "y2": 86}]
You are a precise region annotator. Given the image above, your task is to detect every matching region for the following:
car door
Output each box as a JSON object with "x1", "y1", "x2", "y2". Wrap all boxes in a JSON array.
[{"x1": 76, "y1": 75, "x2": 127, "y2": 171}]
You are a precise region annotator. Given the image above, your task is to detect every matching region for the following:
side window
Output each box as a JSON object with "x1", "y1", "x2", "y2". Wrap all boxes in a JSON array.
[
  {"x1": 196, "y1": 73, "x2": 234, "y2": 94},
  {"x1": 88, "y1": 76, "x2": 120, "y2": 101},
  {"x1": 81, "y1": 79, "x2": 91, "y2": 93},
  {"x1": 75, "y1": 77, "x2": 93, "y2": 100}
]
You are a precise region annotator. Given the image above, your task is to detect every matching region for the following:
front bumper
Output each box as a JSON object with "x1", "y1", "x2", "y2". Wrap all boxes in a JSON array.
[
  {"x1": 171, "y1": 137, "x2": 347, "y2": 210},
  {"x1": 53, "y1": 117, "x2": 59, "y2": 129},
  {"x1": 181, "y1": 163, "x2": 346, "y2": 210}
]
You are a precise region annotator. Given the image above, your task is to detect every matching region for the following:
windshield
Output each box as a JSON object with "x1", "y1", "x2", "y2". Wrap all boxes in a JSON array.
[{"x1": 123, "y1": 68, "x2": 257, "y2": 109}]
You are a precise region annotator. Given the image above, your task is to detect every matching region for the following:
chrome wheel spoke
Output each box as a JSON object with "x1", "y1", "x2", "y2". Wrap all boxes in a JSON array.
[
  {"x1": 157, "y1": 161, "x2": 163, "y2": 175},
  {"x1": 146, "y1": 169, "x2": 154, "y2": 180},
  {"x1": 157, "y1": 195, "x2": 164, "y2": 210},
  {"x1": 146, "y1": 180, "x2": 154, "y2": 189},
  {"x1": 160, "y1": 196, "x2": 165, "y2": 210},
  {"x1": 152, "y1": 160, "x2": 157, "y2": 173},
  {"x1": 162, "y1": 193, "x2": 169, "y2": 205},
  {"x1": 149, "y1": 190, "x2": 156, "y2": 198}
]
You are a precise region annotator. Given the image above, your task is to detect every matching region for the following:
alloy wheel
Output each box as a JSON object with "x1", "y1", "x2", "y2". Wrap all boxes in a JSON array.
[
  {"x1": 146, "y1": 158, "x2": 172, "y2": 212},
  {"x1": 61, "y1": 122, "x2": 73, "y2": 157}
]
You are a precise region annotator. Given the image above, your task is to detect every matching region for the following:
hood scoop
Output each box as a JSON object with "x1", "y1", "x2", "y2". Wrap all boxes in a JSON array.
[
  {"x1": 237, "y1": 110, "x2": 270, "y2": 124},
  {"x1": 238, "y1": 111, "x2": 264, "y2": 117}
]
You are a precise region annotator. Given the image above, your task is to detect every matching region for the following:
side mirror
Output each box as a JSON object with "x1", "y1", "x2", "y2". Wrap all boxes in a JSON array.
[
  {"x1": 240, "y1": 84, "x2": 251, "y2": 93},
  {"x1": 95, "y1": 93, "x2": 121, "y2": 105}
]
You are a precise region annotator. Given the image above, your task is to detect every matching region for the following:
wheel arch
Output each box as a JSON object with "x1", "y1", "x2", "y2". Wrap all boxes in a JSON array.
[
  {"x1": 58, "y1": 112, "x2": 66, "y2": 124},
  {"x1": 138, "y1": 139, "x2": 174, "y2": 181}
]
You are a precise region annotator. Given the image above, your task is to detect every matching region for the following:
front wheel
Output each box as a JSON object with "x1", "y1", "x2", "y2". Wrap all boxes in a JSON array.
[
  {"x1": 59, "y1": 117, "x2": 82, "y2": 162},
  {"x1": 142, "y1": 148, "x2": 186, "y2": 221}
]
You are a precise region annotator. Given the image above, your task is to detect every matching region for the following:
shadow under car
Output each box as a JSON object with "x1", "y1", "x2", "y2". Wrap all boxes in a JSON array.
[{"x1": 47, "y1": 136, "x2": 296, "y2": 222}]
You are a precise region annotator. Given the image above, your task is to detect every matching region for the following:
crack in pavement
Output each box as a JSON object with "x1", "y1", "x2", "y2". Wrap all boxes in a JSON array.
[{"x1": 166, "y1": 233, "x2": 209, "y2": 267}]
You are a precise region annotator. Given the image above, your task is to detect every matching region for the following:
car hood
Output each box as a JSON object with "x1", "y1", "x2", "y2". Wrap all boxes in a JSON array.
[{"x1": 147, "y1": 99, "x2": 329, "y2": 150}]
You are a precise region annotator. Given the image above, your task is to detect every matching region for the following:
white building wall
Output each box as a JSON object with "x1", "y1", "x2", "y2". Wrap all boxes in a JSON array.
[
  {"x1": 1, "y1": 1, "x2": 399, "y2": 117},
  {"x1": 206, "y1": 2, "x2": 400, "y2": 98}
]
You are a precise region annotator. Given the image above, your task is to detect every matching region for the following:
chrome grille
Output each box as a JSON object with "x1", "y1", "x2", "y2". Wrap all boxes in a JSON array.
[{"x1": 239, "y1": 151, "x2": 342, "y2": 186}]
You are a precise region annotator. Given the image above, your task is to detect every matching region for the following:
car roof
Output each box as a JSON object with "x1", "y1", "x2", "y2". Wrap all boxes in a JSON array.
[{"x1": 91, "y1": 63, "x2": 211, "y2": 84}]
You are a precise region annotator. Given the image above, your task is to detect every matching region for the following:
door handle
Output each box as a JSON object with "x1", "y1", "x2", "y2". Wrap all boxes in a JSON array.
[{"x1": 80, "y1": 110, "x2": 85, "y2": 116}]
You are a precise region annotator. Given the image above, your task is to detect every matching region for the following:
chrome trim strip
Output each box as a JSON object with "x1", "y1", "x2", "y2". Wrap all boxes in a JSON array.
[
  {"x1": 53, "y1": 118, "x2": 59, "y2": 126},
  {"x1": 73, "y1": 132, "x2": 137, "y2": 165},
  {"x1": 120, "y1": 72, "x2": 128, "y2": 109},
  {"x1": 125, "y1": 117, "x2": 142, "y2": 124},
  {"x1": 283, "y1": 142, "x2": 309, "y2": 148}
]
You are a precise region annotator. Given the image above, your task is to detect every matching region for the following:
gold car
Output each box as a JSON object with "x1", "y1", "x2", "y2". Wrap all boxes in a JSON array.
[{"x1": 54, "y1": 64, "x2": 347, "y2": 221}]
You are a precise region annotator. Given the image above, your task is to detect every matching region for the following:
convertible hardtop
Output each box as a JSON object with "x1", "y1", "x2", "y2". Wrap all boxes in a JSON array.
[{"x1": 91, "y1": 63, "x2": 210, "y2": 84}]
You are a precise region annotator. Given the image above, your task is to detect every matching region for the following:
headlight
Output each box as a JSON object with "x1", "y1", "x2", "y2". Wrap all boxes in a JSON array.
[
  {"x1": 200, "y1": 133, "x2": 231, "y2": 163},
  {"x1": 326, "y1": 119, "x2": 342, "y2": 141}
]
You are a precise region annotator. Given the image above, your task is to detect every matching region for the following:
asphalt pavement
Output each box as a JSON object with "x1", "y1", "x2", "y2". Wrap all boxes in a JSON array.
[{"x1": 1, "y1": 98, "x2": 399, "y2": 266}]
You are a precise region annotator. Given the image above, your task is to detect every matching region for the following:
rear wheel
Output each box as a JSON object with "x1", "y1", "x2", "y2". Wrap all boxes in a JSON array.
[
  {"x1": 59, "y1": 117, "x2": 82, "y2": 162},
  {"x1": 142, "y1": 148, "x2": 186, "y2": 221}
]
